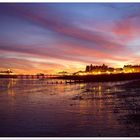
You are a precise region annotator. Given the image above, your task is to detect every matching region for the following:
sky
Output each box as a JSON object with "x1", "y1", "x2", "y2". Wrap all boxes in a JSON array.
[{"x1": 1, "y1": 3, "x2": 140, "y2": 74}]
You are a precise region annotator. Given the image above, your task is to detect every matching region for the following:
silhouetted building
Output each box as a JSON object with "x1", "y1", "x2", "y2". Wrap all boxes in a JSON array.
[
  {"x1": 73, "y1": 71, "x2": 86, "y2": 75},
  {"x1": 0, "y1": 69, "x2": 13, "y2": 75},
  {"x1": 123, "y1": 65, "x2": 140, "y2": 73},
  {"x1": 86, "y1": 65, "x2": 90, "y2": 72},
  {"x1": 36, "y1": 73, "x2": 44, "y2": 76},
  {"x1": 84, "y1": 64, "x2": 140, "y2": 75},
  {"x1": 85, "y1": 64, "x2": 109, "y2": 72}
]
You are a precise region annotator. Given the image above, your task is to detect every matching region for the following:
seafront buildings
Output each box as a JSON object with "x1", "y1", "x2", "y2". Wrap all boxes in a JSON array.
[
  {"x1": 75, "y1": 64, "x2": 140, "y2": 76},
  {"x1": 0, "y1": 69, "x2": 13, "y2": 75},
  {"x1": 123, "y1": 65, "x2": 140, "y2": 73},
  {"x1": 1, "y1": 64, "x2": 140, "y2": 76}
]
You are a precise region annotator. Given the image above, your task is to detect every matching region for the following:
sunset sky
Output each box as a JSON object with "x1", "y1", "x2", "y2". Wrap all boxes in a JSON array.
[{"x1": 1, "y1": 3, "x2": 140, "y2": 74}]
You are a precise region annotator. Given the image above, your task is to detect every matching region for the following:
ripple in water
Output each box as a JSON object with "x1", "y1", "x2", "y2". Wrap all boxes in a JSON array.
[{"x1": 0, "y1": 78, "x2": 140, "y2": 136}]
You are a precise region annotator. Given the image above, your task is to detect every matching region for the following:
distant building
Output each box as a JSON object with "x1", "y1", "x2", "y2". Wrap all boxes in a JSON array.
[
  {"x1": 58, "y1": 71, "x2": 72, "y2": 76},
  {"x1": 85, "y1": 65, "x2": 90, "y2": 72},
  {"x1": 36, "y1": 73, "x2": 44, "y2": 76},
  {"x1": 115, "y1": 68, "x2": 123, "y2": 73},
  {"x1": 123, "y1": 65, "x2": 140, "y2": 73},
  {"x1": 73, "y1": 71, "x2": 87, "y2": 76},
  {"x1": 85, "y1": 64, "x2": 111, "y2": 73},
  {"x1": 0, "y1": 69, "x2": 13, "y2": 75},
  {"x1": 83, "y1": 64, "x2": 140, "y2": 75}
]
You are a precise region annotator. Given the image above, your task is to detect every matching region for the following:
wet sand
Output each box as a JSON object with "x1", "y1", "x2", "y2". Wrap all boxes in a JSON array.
[{"x1": 0, "y1": 78, "x2": 140, "y2": 137}]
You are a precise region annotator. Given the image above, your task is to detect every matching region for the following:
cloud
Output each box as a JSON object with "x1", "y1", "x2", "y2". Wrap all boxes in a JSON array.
[
  {"x1": 0, "y1": 41, "x2": 131, "y2": 69},
  {"x1": 0, "y1": 4, "x2": 127, "y2": 52},
  {"x1": 0, "y1": 4, "x2": 140, "y2": 73},
  {"x1": 0, "y1": 56, "x2": 66, "y2": 74},
  {"x1": 111, "y1": 13, "x2": 140, "y2": 41}
]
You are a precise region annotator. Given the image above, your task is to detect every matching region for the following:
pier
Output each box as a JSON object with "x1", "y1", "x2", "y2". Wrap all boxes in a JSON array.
[
  {"x1": 0, "y1": 74, "x2": 57, "y2": 79},
  {"x1": 1, "y1": 72, "x2": 140, "y2": 84}
]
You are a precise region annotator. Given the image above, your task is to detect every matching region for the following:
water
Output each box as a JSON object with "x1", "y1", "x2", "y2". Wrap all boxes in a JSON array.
[{"x1": 0, "y1": 78, "x2": 140, "y2": 137}]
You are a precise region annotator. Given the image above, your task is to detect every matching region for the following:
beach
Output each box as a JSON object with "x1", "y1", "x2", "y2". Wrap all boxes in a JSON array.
[{"x1": 0, "y1": 78, "x2": 140, "y2": 136}]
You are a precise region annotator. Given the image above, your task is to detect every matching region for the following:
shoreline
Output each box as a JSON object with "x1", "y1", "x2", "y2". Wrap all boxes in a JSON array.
[
  {"x1": 1, "y1": 72, "x2": 140, "y2": 82},
  {"x1": 54, "y1": 72, "x2": 140, "y2": 82}
]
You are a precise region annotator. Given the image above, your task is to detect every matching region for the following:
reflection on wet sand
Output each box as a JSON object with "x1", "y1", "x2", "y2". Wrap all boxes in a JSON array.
[{"x1": 0, "y1": 78, "x2": 140, "y2": 136}]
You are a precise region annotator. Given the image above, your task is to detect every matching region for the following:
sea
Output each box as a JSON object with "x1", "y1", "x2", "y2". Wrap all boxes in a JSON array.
[{"x1": 0, "y1": 78, "x2": 140, "y2": 137}]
